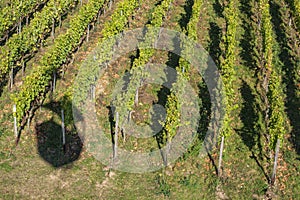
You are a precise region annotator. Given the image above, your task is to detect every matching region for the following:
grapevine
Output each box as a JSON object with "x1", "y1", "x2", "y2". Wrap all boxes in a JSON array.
[
  {"x1": 0, "y1": 0, "x2": 49, "y2": 41},
  {"x1": 112, "y1": 0, "x2": 175, "y2": 136},
  {"x1": 0, "y1": 0, "x2": 78, "y2": 84},
  {"x1": 259, "y1": 0, "x2": 287, "y2": 184},
  {"x1": 12, "y1": 0, "x2": 107, "y2": 124},
  {"x1": 162, "y1": 0, "x2": 203, "y2": 149}
]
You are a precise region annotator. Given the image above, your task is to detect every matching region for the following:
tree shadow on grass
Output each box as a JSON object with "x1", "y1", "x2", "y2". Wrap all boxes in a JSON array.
[
  {"x1": 35, "y1": 119, "x2": 82, "y2": 168},
  {"x1": 35, "y1": 101, "x2": 82, "y2": 168}
]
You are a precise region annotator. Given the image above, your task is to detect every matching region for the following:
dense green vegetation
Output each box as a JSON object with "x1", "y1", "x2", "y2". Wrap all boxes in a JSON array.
[
  {"x1": 0, "y1": 0, "x2": 48, "y2": 41},
  {"x1": 0, "y1": 0, "x2": 299, "y2": 199}
]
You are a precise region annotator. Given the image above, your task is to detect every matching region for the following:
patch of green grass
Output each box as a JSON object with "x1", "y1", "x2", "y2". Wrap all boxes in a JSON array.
[
  {"x1": 0, "y1": 193, "x2": 23, "y2": 199},
  {"x1": 155, "y1": 174, "x2": 171, "y2": 197},
  {"x1": 0, "y1": 161, "x2": 13, "y2": 172}
]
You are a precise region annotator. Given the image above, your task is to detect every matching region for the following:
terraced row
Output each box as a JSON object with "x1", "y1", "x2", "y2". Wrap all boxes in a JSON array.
[
  {"x1": 0, "y1": 0, "x2": 78, "y2": 88},
  {"x1": 0, "y1": 0, "x2": 48, "y2": 42},
  {"x1": 12, "y1": 0, "x2": 108, "y2": 124}
]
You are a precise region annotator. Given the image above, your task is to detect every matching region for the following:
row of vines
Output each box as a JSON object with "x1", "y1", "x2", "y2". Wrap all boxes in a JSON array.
[
  {"x1": 0, "y1": 0, "x2": 298, "y2": 195},
  {"x1": 12, "y1": 0, "x2": 108, "y2": 125},
  {"x1": 111, "y1": 0, "x2": 175, "y2": 159},
  {"x1": 0, "y1": 0, "x2": 48, "y2": 41},
  {"x1": 0, "y1": 0, "x2": 78, "y2": 87}
]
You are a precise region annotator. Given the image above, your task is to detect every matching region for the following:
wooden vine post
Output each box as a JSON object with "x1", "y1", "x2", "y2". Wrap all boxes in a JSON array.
[
  {"x1": 13, "y1": 104, "x2": 18, "y2": 138},
  {"x1": 61, "y1": 109, "x2": 66, "y2": 153},
  {"x1": 113, "y1": 111, "x2": 119, "y2": 161},
  {"x1": 10, "y1": 67, "x2": 13, "y2": 89}
]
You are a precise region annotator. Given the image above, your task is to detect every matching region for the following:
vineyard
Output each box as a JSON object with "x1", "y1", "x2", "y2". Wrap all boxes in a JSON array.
[{"x1": 0, "y1": 0, "x2": 299, "y2": 199}]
